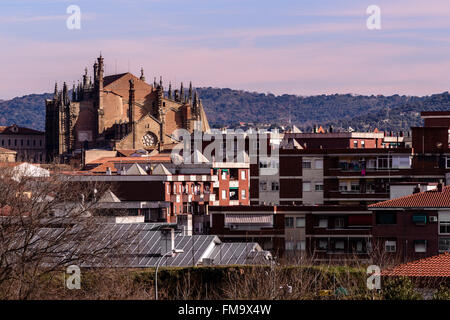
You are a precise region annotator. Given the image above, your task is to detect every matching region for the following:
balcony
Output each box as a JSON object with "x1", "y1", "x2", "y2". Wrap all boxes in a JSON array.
[{"x1": 325, "y1": 191, "x2": 389, "y2": 200}]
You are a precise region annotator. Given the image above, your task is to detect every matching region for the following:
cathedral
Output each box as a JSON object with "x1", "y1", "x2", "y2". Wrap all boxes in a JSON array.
[{"x1": 45, "y1": 54, "x2": 210, "y2": 161}]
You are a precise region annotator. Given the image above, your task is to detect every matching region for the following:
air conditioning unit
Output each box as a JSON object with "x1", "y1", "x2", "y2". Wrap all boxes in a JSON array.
[{"x1": 429, "y1": 216, "x2": 438, "y2": 222}]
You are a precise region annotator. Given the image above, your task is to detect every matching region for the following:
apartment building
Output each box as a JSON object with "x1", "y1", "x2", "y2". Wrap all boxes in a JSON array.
[
  {"x1": 68, "y1": 151, "x2": 249, "y2": 234},
  {"x1": 369, "y1": 183, "x2": 450, "y2": 263}
]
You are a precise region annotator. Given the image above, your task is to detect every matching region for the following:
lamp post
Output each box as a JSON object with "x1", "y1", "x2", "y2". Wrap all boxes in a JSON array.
[{"x1": 155, "y1": 249, "x2": 184, "y2": 300}]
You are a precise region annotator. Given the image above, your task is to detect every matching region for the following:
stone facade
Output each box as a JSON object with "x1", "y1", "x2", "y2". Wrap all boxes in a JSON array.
[
  {"x1": 45, "y1": 55, "x2": 210, "y2": 162},
  {"x1": 0, "y1": 124, "x2": 45, "y2": 163}
]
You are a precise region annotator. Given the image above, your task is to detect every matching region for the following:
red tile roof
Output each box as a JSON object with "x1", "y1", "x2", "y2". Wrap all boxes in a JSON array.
[
  {"x1": 382, "y1": 253, "x2": 450, "y2": 278},
  {"x1": 369, "y1": 185, "x2": 450, "y2": 208}
]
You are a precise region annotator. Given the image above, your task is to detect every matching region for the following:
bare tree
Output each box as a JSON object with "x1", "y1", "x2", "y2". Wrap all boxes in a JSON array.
[{"x1": 0, "y1": 166, "x2": 129, "y2": 299}]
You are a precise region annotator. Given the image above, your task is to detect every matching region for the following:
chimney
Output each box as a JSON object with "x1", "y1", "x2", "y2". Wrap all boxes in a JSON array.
[
  {"x1": 106, "y1": 167, "x2": 112, "y2": 175},
  {"x1": 160, "y1": 228, "x2": 175, "y2": 255},
  {"x1": 437, "y1": 180, "x2": 443, "y2": 192},
  {"x1": 413, "y1": 184, "x2": 421, "y2": 194}
]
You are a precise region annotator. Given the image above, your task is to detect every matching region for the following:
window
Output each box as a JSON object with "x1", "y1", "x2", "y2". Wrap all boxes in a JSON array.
[
  {"x1": 392, "y1": 156, "x2": 411, "y2": 169},
  {"x1": 361, "y1": 141, "x2": 365, "y2": 149},
  {"x1": 339, "y1": 182, "x2": 348, "y2": 191},
  {"x1": 356, "y1": 241, "x2": 364, "y2": 252},
  {"x1": 285, "y1": 241, "x2": 294, "y2": 251},
  {"x1": 439, "y1": 213, "x2": 450, "y2": 235},
  {"x1": 303, "y1": 182, "x2": 311, "y2": 192},
  {"x1": 335, "y1": 217, "x2": 345, "y2": 229},
  {"x1": 318, "y1": 240, "x2": 328, "y2": 250},
  {"x1": 447, "y1": 157, "x2": 450, "y2": 169},
  {"x1": 271, "y1": 182, "x2": 279, "y2": 191},
  {"x1": 353, "y1": 141, "x2": 358, "y2": 148},
  {"x1": 350, "y1": 182, "x2": 360, "y2": 192},
  {"x1": 377, "y1": 157, "x2": 392, "y2": 169},
  {"x1": 259, "y1": 181, "x2": 267, "y2": 191},
  {"x1": 376, "y1": 212, "x2": 397, "y2": 225},
  {"x1": 221, "y1": 170, "x2": 228, "y2": 180},
  {"x1": 240, "y1": 170, "x2": 246, "y2": 180},
  {"x1": 315, "y1": 183, "x2": 324, "y2": 191},
  {"x1": 166, "y1": 184, "x2": 170, "y2": 194},
  {"x1": 296, "y1": 241, "x2": 306, "y2": 251},
  {"x1": 241, "y1": 189, "x2": 246, "y2": 199},
  {"x1": 315, "y1": 159, "x2": 323, "y2": 169},
  {"x1": 221, "y1": 190, "x2": 227, "y2": 200},
  {"x1": 285, "y1": 217, "x2": 294, "y2": 228},
  {"x1": 439, "y1": 238, "x2": 450, "y2": 251},
  {"x1": 385, "y1": 240, "x2": 397, "y2": 252},
  {"x1": 318, "y1": 218, "x2": 328, "y2": 228},
  {"x1": 334, "y1": 241, "x2": 345, "y2": 250},
  {"x1": 302, "y1": 160, "x2": 311, "y2": 169},
  {"x1": 296, "y1": 217, "x2": 305, "y2": 228},
  {"x1": 414, "y1": 240, "x2": 427, "y2": 253}
]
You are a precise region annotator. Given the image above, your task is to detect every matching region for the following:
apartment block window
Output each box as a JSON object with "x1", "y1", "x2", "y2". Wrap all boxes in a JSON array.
[
  {"x1": 315, "y1": 159, "x2": 323, "y2": 169},
  {"x1": 412, "y1": 214, "x2": 427, "y2": 225},
  {"x1": 318, "y1": 240, "x2": 328, "y2": 250},
  {"x1": 356, "y1": 241, "x2": 364, "y2": 253},
  {"x1": 339, "y1": 182, "x2": 348, "y2": 191},
  {"x1": 353, "y1": 141, "x2": 358, "y2": 148},
  {"x1": 303, "y1": 182, "x2": 311, "y2": 192},
  {"x1": 376, "y1": 212, "x2": 397, "y2": 225},
  {"x1": 414, "y1": 240, "x2": 427, "y2": 253},
  {"x1": 318, "y1": 218, "x2": 328, "y2": 228},
  {"x1": 350, "y1": 182, "x2": 360, "y2": 192},
  {"x1": 315, "y1": 183, "x2": 324, "y2": 191},
  {"x1": 335, "y1": 217, "x2": 345, "y2": 229},
  {"x1": 285, "y1": 217, "x2": 294, "y2": 228},
  {"x1": 221, "y1": 189, "x2": 227, "y2": 200},
  {"x1": 439, "y1": 238, "x2": 450, "y2": 251},
  {"x1": 302, "y1": 160, "x2": 311, "y2": 169},
  {"x1": 377, "y1": 157, "x2": 392, "y2": 169},
  {"x1": 166, "y1": 184, "x2": 171, "y2": 194},
  {"x1": 285, "y1": 241, "x2": 294, "y2": 251},
  {"x1": 221, "y1": 170, "x2": 228, "y2": 180},
  {"x1": 361, "y1": 140, "x2": 365, "y2": 149},
  {"x1": 240, "y1": 170, "x2": 246, "y2": 180},
  {"x1": 385, "y1": 240, "x2": 397, "y2": 253},
  {"x1": 296, "y1": 241, "x2": 306, "y2": 251},
  {"x1": 259, "y1": 181, "x2": 267, "y2": 191},
  {"x1": 241, "y1": 189, "x2": 246, "y2": 200},
  {"x1": 447, "y1": 157, "x2": 450, "y2": 169},
  {"x1": 439, "y1": 215, "x2": 450, "y2": 234},
  {"x1": 271, "y1": 182, "x2": 279, "y2": 191},
  {"x1": 296, "y1": 217, "x2": 305, "y2": 228},
  {"x1": 334, "y1": 240, "x2": 345, "y2": 250}
]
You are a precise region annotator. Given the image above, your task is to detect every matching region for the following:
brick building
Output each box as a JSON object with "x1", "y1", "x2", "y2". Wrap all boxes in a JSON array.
[{"x1": 369, "y1": 183, "x2": 450, "y2": 263}]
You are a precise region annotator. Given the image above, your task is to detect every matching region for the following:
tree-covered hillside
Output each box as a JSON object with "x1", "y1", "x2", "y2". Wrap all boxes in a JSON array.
[{"x1": 1, "y1": 89, "x2": 449, "y2": 132}]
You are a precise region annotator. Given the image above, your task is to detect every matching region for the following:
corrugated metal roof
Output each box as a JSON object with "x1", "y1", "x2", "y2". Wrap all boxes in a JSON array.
[{"x1": 225, "y1": 214, "x2": 273, "y2": 224}]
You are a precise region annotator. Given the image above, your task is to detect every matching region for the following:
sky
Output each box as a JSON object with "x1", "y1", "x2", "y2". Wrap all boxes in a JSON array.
[{"x1": 0, "y1": 0, "x2": 450, "y2": 99}]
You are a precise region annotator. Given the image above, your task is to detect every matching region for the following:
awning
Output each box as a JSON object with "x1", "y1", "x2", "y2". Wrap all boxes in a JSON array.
[
  {"x1": 412, "y1": 215, "x2": 427, "y2": 224},
  {"x1": 348, "y1": 215, "x2": 372, "y2": 226},
  {"x1": 225, "y1": 214, "x2": 273, "y2": 224}
]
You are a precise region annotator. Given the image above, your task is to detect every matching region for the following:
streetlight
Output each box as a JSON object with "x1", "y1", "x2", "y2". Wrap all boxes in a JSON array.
[{"x1": 155, "y1": 248, "x2": 184, "y2": 300}]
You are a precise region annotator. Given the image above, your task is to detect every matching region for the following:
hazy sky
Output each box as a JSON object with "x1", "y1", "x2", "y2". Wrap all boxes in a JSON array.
[{"x1": 1, "y1": 0, "x2": 450, "y2": 99}]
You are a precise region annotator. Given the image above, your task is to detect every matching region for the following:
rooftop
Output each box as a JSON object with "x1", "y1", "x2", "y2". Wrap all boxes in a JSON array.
[
  {"x1": 382, "y1": 253, "x2": 450, "y2": 278},
  {"x1": 369, "y1": 185, "x2": 450, "y2": 208}
]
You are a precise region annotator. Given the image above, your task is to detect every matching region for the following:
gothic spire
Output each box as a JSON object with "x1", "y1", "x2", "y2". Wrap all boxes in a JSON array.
[
  {"x1": 72, "y1": 83, "x2": 76, "y2": 101},
  {"x1": 180, "y1": 82, "x2": 184, "y2": 101},
  {"x1": 168, "y1": 82, "x2": 172, "y2": 99},
  {"x1": 53, "y1": 82, "x2": 58, "y2": 100},
  {"x1": 189, "y1": 82, "x2": 193, "y2": 102}
]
